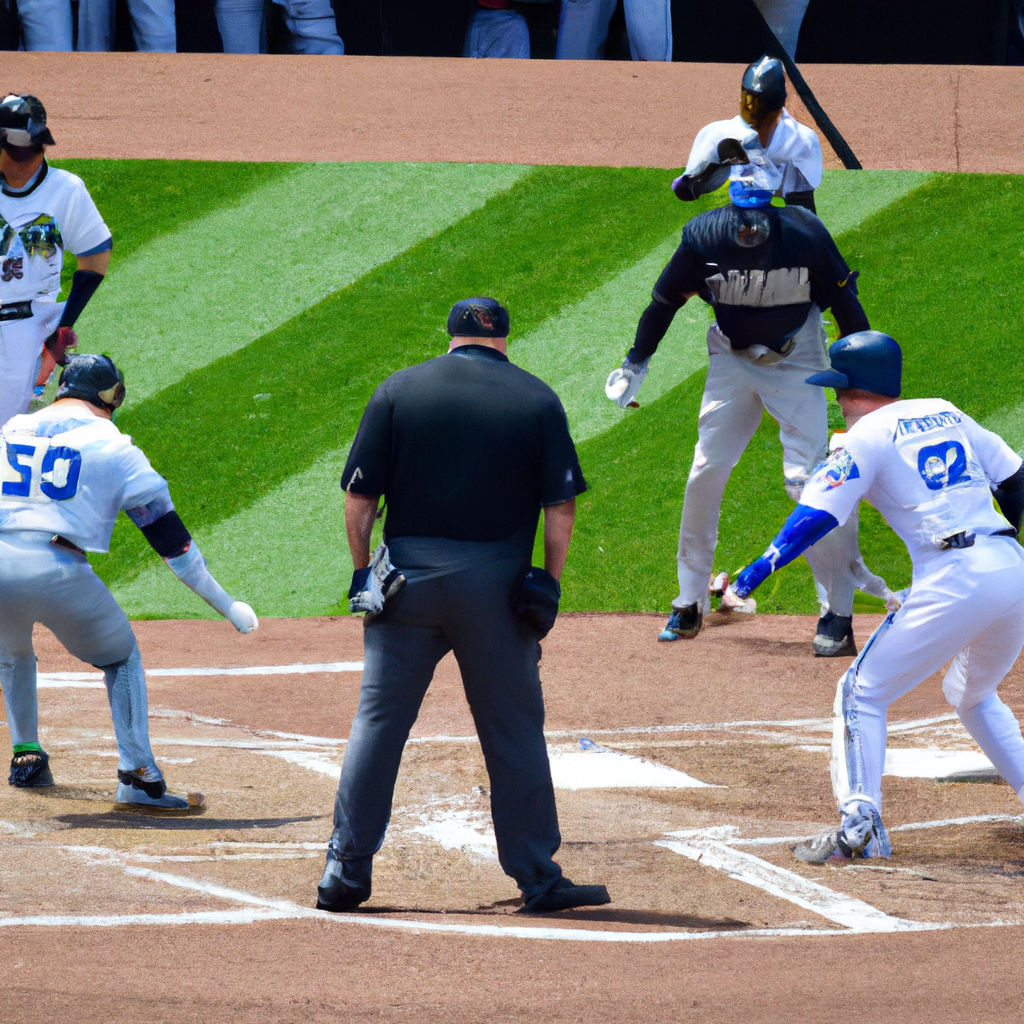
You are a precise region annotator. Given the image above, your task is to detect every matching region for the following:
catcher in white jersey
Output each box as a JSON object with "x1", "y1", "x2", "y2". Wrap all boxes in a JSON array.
[
  {"x1": 727, "y1": 331, "x2": 1024, "y2": 863},
  {"x1": 0, "y1": 355, "x2": 258, "y2": 807},
  {"x1": 0, "y1": 94, "x2": 111, "y2": 428},
  {"x1": 673, "y1": 56, "x2": 822, "y2": 213}
]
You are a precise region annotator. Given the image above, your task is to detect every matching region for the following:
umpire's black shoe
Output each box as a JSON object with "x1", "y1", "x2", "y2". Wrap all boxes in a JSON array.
[
  {"x1": 316, "y1": 857, "x2": 371, "y2": 913},
  {"x1": 812, "y1": 612, "x2": 856, "y2": 658},
  {"x1": 9, "y1": 749, "x2": 54, "y2": 788},
  {"x1": 520, "y1": 877, "x2": 611, "y2": 914}
]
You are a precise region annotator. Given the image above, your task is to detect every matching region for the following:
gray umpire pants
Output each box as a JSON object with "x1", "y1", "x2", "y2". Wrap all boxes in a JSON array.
[{"x1": 328, "y1": 531, "x2": 564, "y2": 901}]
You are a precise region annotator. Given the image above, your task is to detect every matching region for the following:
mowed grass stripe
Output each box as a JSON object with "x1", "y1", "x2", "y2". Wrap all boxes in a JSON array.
[
  {"x1": 562, "y1": 172, "x2": 1018, "y2": 615},
  {"x1": 113, "y1": 169, "x2": 938, "y2": 618},
  {"x1": 80, "y1": 162, "x2": 531, "y2": 403},
  {"x1": 98, "y1": 165, "x2": 684, "y2": 591}
]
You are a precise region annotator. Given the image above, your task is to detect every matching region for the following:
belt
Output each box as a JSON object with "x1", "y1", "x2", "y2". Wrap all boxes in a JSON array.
[
  {"x1": 0, "y1": 300, "x2": 33, "y2": 322},
  {"x1": 51, "y1": 534, "x2": 85, "y2": 556}
]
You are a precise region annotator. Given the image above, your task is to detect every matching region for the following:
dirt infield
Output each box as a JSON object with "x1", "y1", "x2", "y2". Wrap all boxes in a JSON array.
[
  {"x1": 2, "y1": 52, "x2": 1016, "y2": 172},
  {"x1": 3, "y1": 612, "x2": 1023, "y2": 1021}
]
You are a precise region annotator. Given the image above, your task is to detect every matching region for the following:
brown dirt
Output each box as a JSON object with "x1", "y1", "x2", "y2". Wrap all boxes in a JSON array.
[
  {"x1": 3, "y1": 612, "x2": 1023, "y2": 1021},
  {"x1": 0, "y1": 52, "x2": 1014, "y2": 172}
]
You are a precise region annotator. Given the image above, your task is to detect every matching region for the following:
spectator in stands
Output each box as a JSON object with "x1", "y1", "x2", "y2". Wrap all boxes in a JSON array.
[
  {"x1": 77, "y1": 0, "x2": 176, "y2": 51},
  {"x1": 464, "y1": 0, "x2": 530, "y2": 58},
  {"x1": 555, "y1": 0, "x2": 671, "y2": 60},
  {"x1": 216, "y1": 0, "x2": 344, "y2": 53},
  {"x1": 7, "y1": 0, "x2": 73, "y2": 50}
]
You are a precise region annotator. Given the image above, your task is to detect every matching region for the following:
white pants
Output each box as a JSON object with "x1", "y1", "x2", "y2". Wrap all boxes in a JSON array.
[
  {"x1": 835, "y1": 537, "x2": 1024, "y2": 822},
  {"x1": 752, "y1": 0, "x2": 810, "y2": 59},
  {"x1": 674, "y1": 311, "x2": 886, "y2": 616},
  {"x1": 556, "y1": 0, "x2": 672, "y2": 61},
  {"x1": 0, "y1": 302, "x2": 62, "y2": 428}
]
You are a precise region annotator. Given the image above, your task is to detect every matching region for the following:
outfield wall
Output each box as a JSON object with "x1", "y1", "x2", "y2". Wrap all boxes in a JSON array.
[{"x1": 5, "y1": 52, "x2": 1016, "y2": 172}]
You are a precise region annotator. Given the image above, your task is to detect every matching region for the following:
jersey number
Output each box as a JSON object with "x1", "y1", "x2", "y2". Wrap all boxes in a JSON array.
[{"x1": 2, "y1": 440, "x2": 82, "y2": 501}]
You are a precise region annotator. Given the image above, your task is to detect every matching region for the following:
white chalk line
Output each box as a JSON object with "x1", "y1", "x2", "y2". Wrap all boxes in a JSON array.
[{"x1": 36, "y1": 661, "x2": 365, "y2": 688}]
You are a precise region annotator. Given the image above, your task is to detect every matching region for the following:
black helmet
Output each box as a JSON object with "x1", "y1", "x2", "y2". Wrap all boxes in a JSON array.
[
  {"x1": 0, "y1": 94, "x2": 55, "y2": 147},
  {"x1": 56, "y1": 354, "x2": 126, "y2": 411},
  {"x1": 740, "y1": 56, "x2": 787, "y2": 127}
]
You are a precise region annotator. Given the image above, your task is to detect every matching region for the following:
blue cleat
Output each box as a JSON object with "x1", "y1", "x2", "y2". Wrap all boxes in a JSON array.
[{"x1": 658, "y1": 604, "x2": 702, "y2": 641}]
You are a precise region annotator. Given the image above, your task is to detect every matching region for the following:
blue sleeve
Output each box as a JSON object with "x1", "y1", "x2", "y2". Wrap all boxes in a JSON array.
[{"x1": 733, "y1": 504, "x2": 839, "y2": 598}]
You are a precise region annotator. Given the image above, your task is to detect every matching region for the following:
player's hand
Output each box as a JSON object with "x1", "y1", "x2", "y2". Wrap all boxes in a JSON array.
[
  {"x1": 605, "y1": 357, "x2": 650, "y2": 409},
  {"x1": 44, "y1": 326, "x2": 78, "y2": 365},
  {"x1": 226, "y1": 601, "x2": 259, "y2": 633}
]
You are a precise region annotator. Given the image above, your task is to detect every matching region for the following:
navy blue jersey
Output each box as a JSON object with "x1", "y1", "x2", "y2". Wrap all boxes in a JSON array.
[{"x1": 648, "y1": 205, "x2": 860, "y2": 355}]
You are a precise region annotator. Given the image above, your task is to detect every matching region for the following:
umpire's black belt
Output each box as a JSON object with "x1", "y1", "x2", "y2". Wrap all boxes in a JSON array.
[{"x1": 0, "y1": 301, "x2": 33, "y2": 322}]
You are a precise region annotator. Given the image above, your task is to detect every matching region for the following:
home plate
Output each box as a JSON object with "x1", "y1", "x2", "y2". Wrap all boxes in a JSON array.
[
  {"x1": 884, "y1": 748, "x2": 1002, "y2": 783},
  {"x1": 547, "y1": 738, "x2": 720, "y2": 790}
]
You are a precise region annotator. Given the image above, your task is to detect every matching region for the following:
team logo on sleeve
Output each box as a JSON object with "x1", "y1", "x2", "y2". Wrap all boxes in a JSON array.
[
  {"x1": 821, "y1": 448, "x2": 860, "y2": 489},
  {"x1": 917, "y1": 440, "x2": 970, "y2": 491}
]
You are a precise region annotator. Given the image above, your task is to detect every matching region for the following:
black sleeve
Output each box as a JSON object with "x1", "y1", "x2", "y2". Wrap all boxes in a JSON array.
[
  {"x1": 341, "y1": 383, "x2": 392, "y2": 496},
  {"x1": 538, "y1": 395, "x2": 587, "y2": 506},
  {"x1": 140, "y1": 510, "x2": 192, "y2": 559},
  {"x1": 784, "y1": 189, "x2": 816, "y2": 213},
  {"x1": 806, "y1": 221, "x2": 863, "y2": 319},
  {"x1": 831, "y1": 285, "x2": 870, "y2": 337},
  {"x1": 993, "y1": 466, "x2": 1024, "y2": 535},
  {"x1": 58, "y1": 269, "x2": 104, "y2": 329}
]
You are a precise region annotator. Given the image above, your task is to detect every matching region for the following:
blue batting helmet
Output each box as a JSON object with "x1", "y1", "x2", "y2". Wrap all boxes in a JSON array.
[{"x1": 805, "y1": 331, "x2": 902, "y2": 398}]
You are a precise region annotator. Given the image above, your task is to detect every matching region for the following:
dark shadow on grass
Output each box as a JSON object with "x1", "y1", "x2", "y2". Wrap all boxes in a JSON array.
[{"x1": 51, "y1": 811, "x2": 325, "y2": 831}]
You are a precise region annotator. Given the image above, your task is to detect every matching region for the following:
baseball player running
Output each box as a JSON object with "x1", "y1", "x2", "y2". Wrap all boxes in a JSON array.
[
  {"x1": 606, "y1": 155, "x2": 890, "y2": 656},
  {"x1": 0, "y1": 94, "x2": 111, "y2": 428},
  {"x1": 0, "y1": 354, "x2": 258, "y2": 807},
  {"x1": 673, "y1": 56, "x2": 822, "y2": 213},
  {"x1": 726, "y1": 331, "x2": 1024, "y2": 863}
]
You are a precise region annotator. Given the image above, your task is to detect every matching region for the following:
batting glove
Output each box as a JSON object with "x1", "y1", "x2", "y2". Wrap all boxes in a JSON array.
[{"x1": 605, "y1": 357, "x2": 650, "y2": 409}]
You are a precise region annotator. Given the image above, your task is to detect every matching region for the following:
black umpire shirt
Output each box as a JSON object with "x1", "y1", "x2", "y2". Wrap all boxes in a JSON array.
[{"x1": 342, "y1": 346, "x2": 586, "y2": 552}]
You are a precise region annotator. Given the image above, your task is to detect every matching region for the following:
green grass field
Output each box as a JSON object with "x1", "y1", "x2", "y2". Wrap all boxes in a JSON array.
[{"x1": 48, "y1": 159, "x2": 1022, "y2": 619}]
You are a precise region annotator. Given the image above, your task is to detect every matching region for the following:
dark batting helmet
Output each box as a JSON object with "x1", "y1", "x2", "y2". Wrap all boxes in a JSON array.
[
  {"x1": 446, "y1": 297, "x2": 510, "y2": 339},
  {"x1": 56, "y1": 353, "x2": 126, "y2": 411},
  {"x1": 740, "y1": 56, "x2": 787, "y2": 128},
  {"x1": 0, "y1": 94, "x2": 55, "y2": 147},
  {"x1": 805, "y1": 331, "x2": 902, "y2": 398}
]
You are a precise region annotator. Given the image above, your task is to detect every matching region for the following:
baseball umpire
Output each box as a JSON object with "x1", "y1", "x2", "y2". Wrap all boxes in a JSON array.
[
  {"x1": 317, "y1": 298, "x2": 611, "y2": 915},
  {"x1": 0, "y1": 354, "x2": 258, "y2": 806},
  {"x1": 606, "y1": 156, "x2": 890, "y2": 656},
  {"x1": 725, "y1": 332, "x2": 1024, "y2": 864},
  {"x1": 0, "y1": 94, "x2": 111, "y2": 428},
  {"x1": 672, "y1": 56, "x2": 822, "y2": 213}
]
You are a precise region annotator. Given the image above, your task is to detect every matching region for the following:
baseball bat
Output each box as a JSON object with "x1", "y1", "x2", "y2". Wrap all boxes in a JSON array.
[{"x1": 745, "y1": 0, "x2": 863, "y2": 170}]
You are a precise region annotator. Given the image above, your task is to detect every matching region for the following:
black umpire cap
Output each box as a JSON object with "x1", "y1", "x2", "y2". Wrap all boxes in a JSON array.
[{"x1": 447, "y1": 297, "x2": 510, "y2": 339}]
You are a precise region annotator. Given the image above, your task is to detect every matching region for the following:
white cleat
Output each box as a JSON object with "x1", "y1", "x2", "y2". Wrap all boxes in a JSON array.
[{"x1": 116, "y1": 768, "x2": 204, "y2": 810}]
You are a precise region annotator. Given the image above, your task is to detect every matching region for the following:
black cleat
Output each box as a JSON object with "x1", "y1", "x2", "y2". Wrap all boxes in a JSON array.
[
  {"x1": 9, "y1": 750, "x2": 54, "y2": 788},
  {"x1": 520, "y1": 877, "x2": 611, "y2": 914},
  {"x1": 316, "y1": 857, "x2": 371, "y2": 913},
  {"x1": 812, "y1": 611, "x2": 856, "y2": 658},
  {"x1": 659, "y1": 604, "x2": 702, "y2": 641}
]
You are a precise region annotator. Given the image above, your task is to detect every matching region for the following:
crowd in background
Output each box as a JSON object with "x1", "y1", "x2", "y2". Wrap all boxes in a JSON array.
[{"x1": 1, "y1": 0, "x2": 1021, "y2": 63}]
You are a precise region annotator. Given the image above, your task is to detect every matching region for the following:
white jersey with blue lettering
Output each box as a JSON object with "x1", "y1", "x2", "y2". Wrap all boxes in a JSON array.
[
  {"x1": 0, "y1": 403, "x2": 169, "y2": 552},
  {"x1": 684, "y1": 111, "x2": 823, "y2": 197},
  {"x1": 800, "y1": 398, "x2": 1022, "y2": 577}
]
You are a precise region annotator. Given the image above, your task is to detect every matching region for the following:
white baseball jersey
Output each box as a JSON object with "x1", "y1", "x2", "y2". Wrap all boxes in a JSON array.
[
  {"x1": 800, "y1": 398, "x2": 1022, "y2": 577},
  {"x1": 0, "y1": 163, "x2": 110, "y2": 304},
  {"x1": 0, "y1": 404, "x2": 169, "y2": 552},
  {"x1": 684, "y1": 112, "x2": 823, "y2": 196}
]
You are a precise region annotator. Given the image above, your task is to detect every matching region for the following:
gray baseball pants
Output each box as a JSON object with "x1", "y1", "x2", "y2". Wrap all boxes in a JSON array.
[
  {"x1": 0, "y1": 530, "x2": 159, "y2": 773},
  {"x1": 327, "y1": 531, "x2": 564, "y2": 901}
]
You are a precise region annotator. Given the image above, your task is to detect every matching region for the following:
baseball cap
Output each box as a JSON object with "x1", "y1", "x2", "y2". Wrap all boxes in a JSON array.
[{"x1": 446, "y1": 298, "x2": 510, "y2": 338}]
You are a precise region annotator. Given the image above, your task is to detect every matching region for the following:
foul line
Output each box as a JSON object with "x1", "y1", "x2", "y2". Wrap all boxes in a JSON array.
[{"x1": 37, "y1": 662, "x2": 365, "y2": 688}]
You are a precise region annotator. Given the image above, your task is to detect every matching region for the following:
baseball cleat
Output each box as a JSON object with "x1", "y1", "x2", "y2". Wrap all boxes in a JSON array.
[
  {"x1": 8, "y1": 749, "x2": 55, "y2": 788},
  {"x1": 521, "y1": 877, "x2": 611, "y2": 914},
  {"x1": 791, "y1": 830, "x2": 860, "y2": 865},
  {"x1": 317, "y1": 857, "x2": 372, "y2": 913},
  {"x1": 720, "y1": 587, "x2": 757, "y2": 614},
  {"x1": 659, "y1": 604, "x2": 702, "y2": 641},
  {"x1": 812, "y1": 611, "x2": 856, "y2": 658},
  {"x1": 115, "y1": 768, "x2": 192, "y2": 810}
]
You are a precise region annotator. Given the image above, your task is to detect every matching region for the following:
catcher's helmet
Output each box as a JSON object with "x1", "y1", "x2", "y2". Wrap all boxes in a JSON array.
[
  {"x1": 446, "y1": 297, "x2": 510, "y2": 339},
  {"x1": 806, "y1": 331, "x2": 902, "y2": 398},
  {"x1": 0, "y1": 94, "x2": 54, "y2": 147},
  {"x1": 56, "y1": 353, "x2": 126, "y2": 411},
  {"x1": 740, "y1": 56, "x2": 787, "y2": 127}
]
